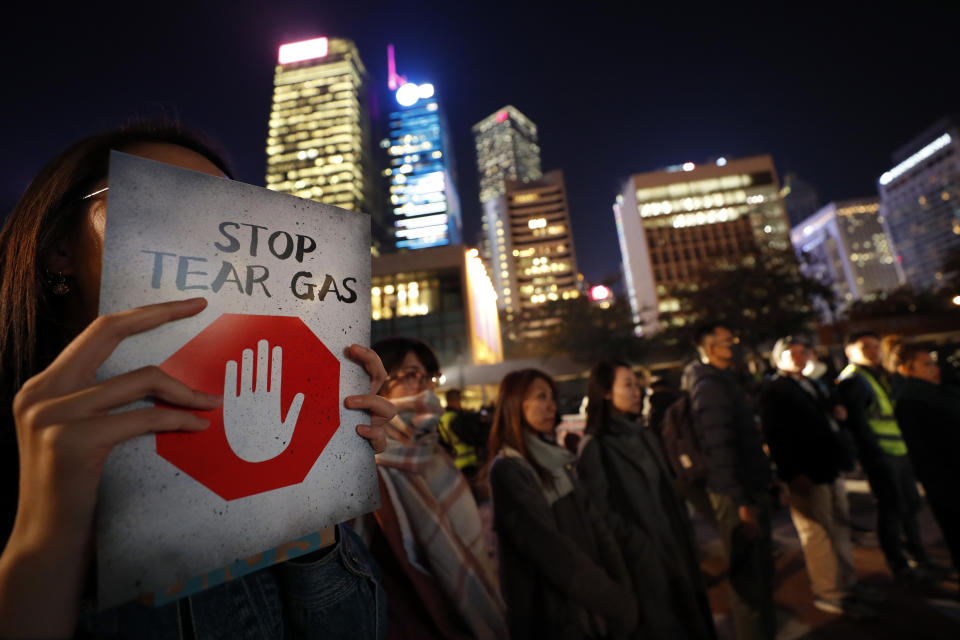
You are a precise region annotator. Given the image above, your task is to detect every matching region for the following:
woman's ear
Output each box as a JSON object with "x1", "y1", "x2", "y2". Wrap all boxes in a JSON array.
[{"x1": 42, "y1": 235, "x2": 74, "y2": 276}]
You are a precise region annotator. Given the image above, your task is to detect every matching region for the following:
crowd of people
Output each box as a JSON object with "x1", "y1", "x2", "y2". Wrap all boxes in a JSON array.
[{"x1": 0, "y1": 123, "x2": 958, "y2": 639}]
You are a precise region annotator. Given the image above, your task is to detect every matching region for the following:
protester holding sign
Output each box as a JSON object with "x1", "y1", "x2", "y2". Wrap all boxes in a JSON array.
[
  {"x1": 578, "y1": 361, "x2": 715, "y2": 639},
  {"x1": 363, "y1": 336, "x2": 506, "y2": 639},
  {"x1": 488, "y1": 368, "x2": 637, "y2": 639},
  {"x1": 0, "y1": 124, "x2": 394, "y2": 638}
]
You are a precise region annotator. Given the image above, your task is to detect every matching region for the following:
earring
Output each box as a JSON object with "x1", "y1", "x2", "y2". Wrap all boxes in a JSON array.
[{"x1": 49, "y1": 271, "x2": 70, "y2": 296}]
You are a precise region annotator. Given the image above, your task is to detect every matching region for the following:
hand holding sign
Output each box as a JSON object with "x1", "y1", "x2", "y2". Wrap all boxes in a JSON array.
[{"x1": 223, "y1": 340, "x2": 304, "y2": 462}]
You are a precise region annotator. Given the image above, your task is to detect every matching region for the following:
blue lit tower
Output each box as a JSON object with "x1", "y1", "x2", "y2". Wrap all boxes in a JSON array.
[{"x1": 382, "y1": 45, "x2": 462, "y2": 250}]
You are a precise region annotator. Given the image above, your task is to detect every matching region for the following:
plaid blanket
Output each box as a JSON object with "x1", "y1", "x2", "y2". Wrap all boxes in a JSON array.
[{"x1": 375, "y1": 392, "x2": 507, "y2": 639}]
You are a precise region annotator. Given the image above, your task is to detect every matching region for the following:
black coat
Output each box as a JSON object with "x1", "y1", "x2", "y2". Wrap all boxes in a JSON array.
[
  {"x1": 682, "y1": 361, "x2": 771, "y2": 505},
  {"x1": 490, "y1": 456, "x2": 637, "y2": 640},
  {"x1": 894, "y1": 377, "x2": 960, "y2": 503},
  {"x1": 577, "y1": 417, "x2": 716, "y2": 640},
  {"x1": 759, "y1": 375, "x2": 849, "y2": 484}
]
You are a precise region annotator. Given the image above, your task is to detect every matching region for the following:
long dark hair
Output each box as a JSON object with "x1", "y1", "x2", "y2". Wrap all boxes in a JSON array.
[
  {"x1": 370, "y1": 336, "x2": 440, "y2": 397},
  {"x1": 487, "y1": 368, "x2": 556, "y2": 481},
  {"x1": 0, "y1": 121, "x2": 231, "y2": 404},
  {"x1": 0, "y1": 122, "x2": 231, "y2": 541},
  {"x1": 585, "y1": 360, "x2": 631, "y2": 436}
]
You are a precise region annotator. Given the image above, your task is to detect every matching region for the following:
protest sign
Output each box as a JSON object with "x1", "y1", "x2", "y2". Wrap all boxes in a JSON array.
[{"x1": 96, "y1": 151, "x2": 378, "y2": 609}]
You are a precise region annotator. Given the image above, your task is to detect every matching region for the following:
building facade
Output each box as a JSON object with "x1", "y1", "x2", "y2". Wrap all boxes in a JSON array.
[
  {"x1": 265, "y1": 37, "x2": 378, "y2": 225},
  {"x1": 791, "y1": 199, "x2": 903, "y2": 312},
  {"x1": 499, "y1": 170, "x2": 580, "y2": 340},
  {"x1": 613, "y1": 155, "x2": 790, "y2": 332},
  {"x1": 371, "y1": 244, "x2": 502, "y2": 367},
  {"x1": 381, "y1": 53, "x2": 462, "y2": 250},
  {"x1": 471, "y1": 106, "x2": 542, "y2": 292},
  {"x1": 878, "y1": 116, "x2": 960, "y2": 291}
]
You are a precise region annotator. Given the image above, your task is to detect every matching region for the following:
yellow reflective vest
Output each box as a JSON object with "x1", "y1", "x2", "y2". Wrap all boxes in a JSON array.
[
  {"x1": 438, "y1": 410, "x2": 479, "y2": 470},
  {"x1": 839, "y1": 364, "x2": 908, "y2": 456}
]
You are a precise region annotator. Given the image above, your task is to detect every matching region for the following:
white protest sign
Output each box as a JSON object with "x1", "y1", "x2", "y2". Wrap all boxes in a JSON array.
[{"x1": 96, "y1": 151, "x2": 378, "y2": 609}]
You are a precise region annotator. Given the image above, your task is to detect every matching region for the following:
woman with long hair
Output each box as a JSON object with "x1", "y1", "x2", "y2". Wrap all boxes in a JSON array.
[
  {"x1": 365, "y1": 336, "x2": 505, "y2": 639},
  {"x1": 487, "y1": 368, "x2": 637, "y2": 639},
  {"x1": 0, "y1": 123, "x2": 394, "y2": 638},
  {"x1": 578, "y1": 360, "x2": 715, "y2": 639}
]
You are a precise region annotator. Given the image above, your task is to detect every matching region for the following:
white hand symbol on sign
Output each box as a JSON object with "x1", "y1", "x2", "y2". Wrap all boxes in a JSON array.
[{"x1": 223, "y1": 339, "x2": 305, "y2": 462}]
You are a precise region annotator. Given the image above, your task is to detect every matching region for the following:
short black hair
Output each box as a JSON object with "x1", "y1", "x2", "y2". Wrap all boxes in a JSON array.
[
  {"x1": 845, "y1": 330, "x2": 880, "y2": 346},
  {"x1": 693, "y1": 322, "x2": 728, "y2": 348},
  {"x1": 371, "y1": 336, "x2": 440, "y2": 376},
  {"x1": 446, "y1": 388, "x2": 462, "y2": 404}
]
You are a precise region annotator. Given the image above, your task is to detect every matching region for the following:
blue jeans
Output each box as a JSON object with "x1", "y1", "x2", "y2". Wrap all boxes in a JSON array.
[{"x1": 80, "y1": 524, "x2": 386, "y2": 640}]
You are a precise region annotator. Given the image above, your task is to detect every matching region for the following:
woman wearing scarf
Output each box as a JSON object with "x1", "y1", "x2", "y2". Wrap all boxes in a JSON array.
[
  {"x1": 577, "y1": 361, "x2": 716, "y2": 639},
  {"x1": 488, "y1": 369, "x2": 637, "y2": 640},
  {"x1": 360, "y1": 337, "x2": 505, "y2": 639}
]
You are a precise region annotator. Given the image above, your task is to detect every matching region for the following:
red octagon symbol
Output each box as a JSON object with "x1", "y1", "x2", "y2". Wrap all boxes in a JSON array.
[{"x1": 156, "y1": 314, "x2": 339, "y2": 500}]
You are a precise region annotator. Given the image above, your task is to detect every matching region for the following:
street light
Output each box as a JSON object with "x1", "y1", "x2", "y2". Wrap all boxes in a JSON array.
[{"x1": 952, "y1": 294, "x2": 960, "y2": 306}]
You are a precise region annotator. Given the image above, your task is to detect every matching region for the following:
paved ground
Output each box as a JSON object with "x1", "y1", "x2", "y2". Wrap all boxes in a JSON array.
[{"x1": 695, "y1": 479, "x2": 960, "y2": 640}]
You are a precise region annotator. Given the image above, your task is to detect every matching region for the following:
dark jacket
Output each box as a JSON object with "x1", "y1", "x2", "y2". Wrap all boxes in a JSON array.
[
  {"x1": 682, "y1": 361, "x2": 771, "y2": 505},
  {"x1": 577, "y1": 416, "x2": 716, "y2": 640},
  {"x1": 894, "y1": 377, "x2": 960, "y2": 502},
  {"x1": 490, "y1": 456, "x2": 637, "y2": 640},
  {"x1": 759, "y1": 374, "x2": 848, "y2": 484}
]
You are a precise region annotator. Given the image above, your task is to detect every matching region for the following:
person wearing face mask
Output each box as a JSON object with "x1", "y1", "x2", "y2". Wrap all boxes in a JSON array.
[
  {"x1": 760, "y1": 337, "x2": 878, "y2": 618},
  {"x1": 577, "y1": 361, "x2": 715, "y2": 639},
  {"x1": 488, "y1": 369, "x2": 637, "y2": 639},
  {"x1": 681, "y1": 323, "x2": 776, "y2": 640},
  {"x1": 838, "y1": 331, "x2": 943, "y2": 585},
  {"x1": 364, "y1": 337, "x2": 505, "y2": 640},
  {"x1": 0, "y1": 123, "x2": 396, "y2": 639},
  {"x1": 889, "y1": 342, "x2": 960, "y2": 578}
]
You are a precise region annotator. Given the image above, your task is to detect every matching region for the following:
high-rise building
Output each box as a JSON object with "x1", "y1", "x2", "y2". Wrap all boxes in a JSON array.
[
  {"x1": 782, "y1": 172, "x2": 822, "y2": 227},
  {"x1": 265, "y1": 37, "x2": 376, "y2": 219},
  {"x1": 791, "y1": 199, "x2": 903, "y2": 312},
  {"x1": 472, "y1": 106, "x2": 542, "y2": 291},
  {"x1": 500, "y1": 170, "x2": 580, "y2": 340},
  {"x1": 613, "y1": 155, "x2": 790, "y2": 333},
  {"x1": 877, "y1": 116, "x2": 960, "y2": 291},
  {"x1": 381, "y1": 46, "x2": 462, "y2": 250}
]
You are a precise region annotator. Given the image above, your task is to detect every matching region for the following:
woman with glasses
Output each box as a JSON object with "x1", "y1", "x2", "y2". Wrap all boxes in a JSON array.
[
  {"x1": 362, "y1": 336, "x2": 506, "y2": 639},
  {"x1": 0, "y1": 123, "x2": 395, "y2": 638},
  {"x1": 488, "y1": 368, "x2": 637, "y2": 639}
]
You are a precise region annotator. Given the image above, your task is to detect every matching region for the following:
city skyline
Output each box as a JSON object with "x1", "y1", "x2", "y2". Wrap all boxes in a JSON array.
[{"x1": 2, "y1": 2, "x2": 959, "y2": 288}]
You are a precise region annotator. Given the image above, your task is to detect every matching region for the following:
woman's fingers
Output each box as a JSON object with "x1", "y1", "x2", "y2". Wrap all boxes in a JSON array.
[
  {"x1": 31, "y1": 366, "x2": 221, "y2": 425},
  {"x1": 345, "y1": 393, "x2": 397, "y2": 422},
  {"x1": 48, "y1": 298, "x2": 208, "y2": 385},
  {"x1": 356, "y1": 424, "x2": 387, "y2": 453},
  {"x1": 75, "y1": 406, "x2": 210, "y2": 448},
  {"x1": 347, "y1": 344, "x2": 388, "y2": 395}
]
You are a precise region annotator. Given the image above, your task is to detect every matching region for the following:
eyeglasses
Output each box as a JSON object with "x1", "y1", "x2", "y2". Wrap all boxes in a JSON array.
[
  {"x1": 388, "y1": 367, "x2": 441, "y2": 388},
  {"x1": 83, "y1": 186, "x2": 109, "y2": 200}
]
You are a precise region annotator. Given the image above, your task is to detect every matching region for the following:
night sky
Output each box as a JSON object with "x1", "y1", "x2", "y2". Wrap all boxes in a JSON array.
[{"x1": 3, "y1": 1, "x2": 959, "y2": 286}]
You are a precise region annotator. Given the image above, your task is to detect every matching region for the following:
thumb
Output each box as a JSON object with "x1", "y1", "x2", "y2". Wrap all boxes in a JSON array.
[{"x1": 283, "y1": 392, "x2": 305, "y2": 426}]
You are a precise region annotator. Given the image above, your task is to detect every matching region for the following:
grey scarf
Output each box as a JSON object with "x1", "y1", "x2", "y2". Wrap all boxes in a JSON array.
[{"x1": 521, "y1": 431, "x2": 576, "y2": 504}]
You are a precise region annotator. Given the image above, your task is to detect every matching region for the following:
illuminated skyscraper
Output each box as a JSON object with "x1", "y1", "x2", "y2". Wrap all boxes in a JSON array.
[
  {"x1": 381, "y1": 46, "x2": 462, "y2": 250},
  {"x1": 878, "y1": 116, "x2": 960, "y2": 291},
  {"x1": 613, "y1": 155, "x2": 790, "y2": 332},
  {"x1": 265, "y1": 37, "x2": 376, "y2": 218},
  {"x1": 791, "y1": 199, "x2": 903, "y2": 311},
  {"x1": 501, "y1": 170, "x2": 580, "y2": 339},
  {"x1": 472, "y1": 106, "x2": 542, "y2": 293}
]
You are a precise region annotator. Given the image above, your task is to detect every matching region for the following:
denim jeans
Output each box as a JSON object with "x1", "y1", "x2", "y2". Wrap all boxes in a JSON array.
[{"x1": 79, "y1": 524, "x2": 386, "y2": 640}]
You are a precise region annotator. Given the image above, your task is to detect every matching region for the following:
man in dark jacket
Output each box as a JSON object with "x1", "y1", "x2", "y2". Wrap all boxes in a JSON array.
[
  {"x1": 682, "y1": 323, "x2": 776, "y2": 640},
  {"x1": 837, "y1": 331, "x2": 939, "y2": 584},
  {"x1": 891, "y1": 342, "x2": 960, "y2": 577},
  {"x1": 760, "y1": 337, "x2": 875, "y2": 617}
]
